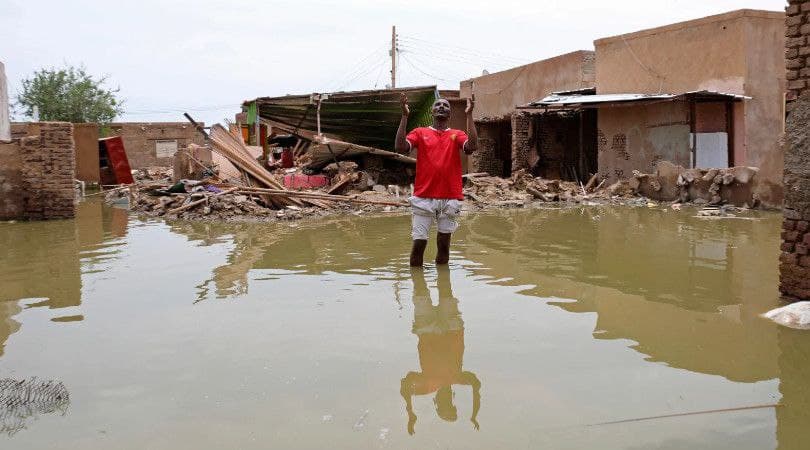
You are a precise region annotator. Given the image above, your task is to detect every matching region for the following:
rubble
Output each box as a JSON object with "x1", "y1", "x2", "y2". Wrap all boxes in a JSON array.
[{"x1": 100, "y1": 121, "x2": 763, "y2": 223}]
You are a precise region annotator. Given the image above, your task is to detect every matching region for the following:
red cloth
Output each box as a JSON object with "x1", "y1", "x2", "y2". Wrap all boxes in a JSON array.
[{"x1": 406, "y1": 127, "x2": 468, "y2": 200}]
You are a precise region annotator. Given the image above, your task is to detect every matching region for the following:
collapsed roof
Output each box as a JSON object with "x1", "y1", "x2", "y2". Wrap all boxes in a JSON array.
[{"x1": 245, "y1": 86, "x2": 439, "y2": 151}]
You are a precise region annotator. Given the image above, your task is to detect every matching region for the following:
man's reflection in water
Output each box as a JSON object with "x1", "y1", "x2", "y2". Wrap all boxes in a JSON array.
[{"x1": 401, "y1": 267, "x2": 481, "y2": 435}]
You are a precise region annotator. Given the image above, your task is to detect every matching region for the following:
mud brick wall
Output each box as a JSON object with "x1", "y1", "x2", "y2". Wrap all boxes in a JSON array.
[
  {"x1": 786, "y1": 0, "x2": 810, "y2": 108},
  {"x1": 0, "y1": 141, "x2": 23, "y2": 218},
  {"x1": 20, "y1": 122, "x2": 76, "y2": 220},
  {"x1": 511, "y1": 112, "x2": 532, "y2": 174},
  {"x1": 470, "y1": 121, "x2": 504, "y2": 177},
  {"x1": 780, "y1": 1, "x2": 810, "y2": 300},
  {"x1": 102, "y1": 122, "x2": 205, "y2": 169}
]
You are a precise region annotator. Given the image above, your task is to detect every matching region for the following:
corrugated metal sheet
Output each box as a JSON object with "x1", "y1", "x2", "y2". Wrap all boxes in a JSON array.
[
  {"x1": 249, "y1": 86, "x2": 438, "y2": 151},
  {"x1": 523, "y1": 90, "x2": 751, "y2": 108}
]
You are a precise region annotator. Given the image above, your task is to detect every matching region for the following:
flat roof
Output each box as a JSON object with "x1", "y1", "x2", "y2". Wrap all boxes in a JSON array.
[{"x1": 595, "y1": 9, "x2": 784, "y2": 45}]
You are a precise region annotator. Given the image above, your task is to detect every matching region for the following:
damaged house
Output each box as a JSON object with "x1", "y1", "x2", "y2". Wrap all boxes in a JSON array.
[
  {"x1": 241, "y1": 86, "x2": 468, "y2": 186},
  {"x1": 464, "y1": 9, "x2": 786, "y2": 206}
]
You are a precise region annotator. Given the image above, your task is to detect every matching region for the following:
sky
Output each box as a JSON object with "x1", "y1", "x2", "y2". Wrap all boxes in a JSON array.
[{"x1": 0, "y1": 0, "x2": 788, "y2": 126}]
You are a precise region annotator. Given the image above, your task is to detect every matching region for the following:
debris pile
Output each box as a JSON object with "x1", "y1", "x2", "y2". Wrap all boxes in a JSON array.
[
  {"x1": 101, "y1": 120, "x2": 763, "y2": 222},
  {"x1": 103, "y1": 124, "x2": 413, "y2": 221},
  {"x1": 463, "y1": 169, "x2": 622, "y2": 208},
  {"x1": 631, "y1": 162, "x2": 759, "y2": 207}
]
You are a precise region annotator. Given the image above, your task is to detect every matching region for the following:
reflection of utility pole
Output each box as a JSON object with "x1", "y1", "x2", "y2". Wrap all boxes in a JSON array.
[{"x1": 391, "y1": 26, "x2": 397, "y2": 88}]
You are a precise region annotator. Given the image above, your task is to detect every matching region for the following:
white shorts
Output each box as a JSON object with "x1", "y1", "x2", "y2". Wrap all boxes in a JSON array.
[{"x1": 409, "y1": 196, "x2": 462, "y2": 240}]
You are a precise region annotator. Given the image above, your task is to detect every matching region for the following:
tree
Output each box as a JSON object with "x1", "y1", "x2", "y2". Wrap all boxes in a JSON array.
[{"x1": 16, "y1": 64, "x2": 124, "y2": 123}]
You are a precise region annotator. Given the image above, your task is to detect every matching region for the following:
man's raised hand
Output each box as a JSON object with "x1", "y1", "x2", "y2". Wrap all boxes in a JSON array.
[
  {"x1": 465, "y1": 93, "x2": 475, "y2": 115},
  {"x1": 400, "y1": 93, "x2": 410, "y2": 116}
]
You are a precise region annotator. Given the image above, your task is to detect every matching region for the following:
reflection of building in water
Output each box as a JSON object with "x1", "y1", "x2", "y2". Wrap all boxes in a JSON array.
[
  {"x1": 455, "y1": 208, "x2": 780, "y2": 382},
  {"x1": 776, "y1": 327, "x2": 810, "y2": 450},
  {"x1": 0, "y1": 200, "x2": 127, "y2": 356},
  {"x1": 167, "y1": 215, "x2": 415, "y2": 300},
  {"x1": 400, "y1": 268, "x2": 480, "y2": 435}
]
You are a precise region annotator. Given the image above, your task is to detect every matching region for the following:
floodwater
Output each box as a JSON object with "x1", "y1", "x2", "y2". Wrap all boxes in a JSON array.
[{"x1": 0, "y1": 200, "x2": 808, "y2": 449}]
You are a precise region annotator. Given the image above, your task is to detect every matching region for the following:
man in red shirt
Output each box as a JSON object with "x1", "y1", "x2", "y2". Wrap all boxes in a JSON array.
[{"x1": 395, "y1": 93, "x2": 478, "y2": 267}]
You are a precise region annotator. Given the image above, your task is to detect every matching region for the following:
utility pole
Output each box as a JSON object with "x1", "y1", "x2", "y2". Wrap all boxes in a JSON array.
[{"x1": 390, "y1": 25, "x2": 397, "y2": 88}]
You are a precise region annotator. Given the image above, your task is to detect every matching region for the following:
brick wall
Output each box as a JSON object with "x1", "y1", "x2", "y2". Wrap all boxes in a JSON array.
[
  {"x1": 780, "y1": 0, "x2": 810, "y2": 300},
  {"x1": 511, "y1": 113, "x2": 531, "y2": 173},
  {"x1": 470, "y1": 123, "x2": 504, "y2": 176},
  {"x1": 102, "y1": 122, "x2": 205, "y2": 169},
  {"x1": 786, "y1": 0, "x2": 810, "y2": 108},
  {"x1": 0, "y1": 122, "x2": 76, "y2": 220},
  {"x1": 0, "y1": 141, "x2": 23, "y2": 218},
  {"x1": 20, "y1": 122, "x2": 76, "y2": 219}
]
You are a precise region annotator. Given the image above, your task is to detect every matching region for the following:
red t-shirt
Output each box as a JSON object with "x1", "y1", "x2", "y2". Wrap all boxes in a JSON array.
[{"x1": 406, "y1": 127, "x2": 468, "y2": 200}]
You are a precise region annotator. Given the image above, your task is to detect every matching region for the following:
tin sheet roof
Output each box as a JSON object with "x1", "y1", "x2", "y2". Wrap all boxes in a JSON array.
[{"x1": 522, "y1": 90, "x2": 751, "y2": 109}]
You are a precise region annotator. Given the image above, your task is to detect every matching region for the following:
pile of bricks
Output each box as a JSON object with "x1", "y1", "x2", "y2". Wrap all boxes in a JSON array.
[
  {"x1": 20, "y1": 122, "x2": 76, "y2": 219},
  {"x1": 786, "y1": 0, "x2": 810, "y2": 107}
]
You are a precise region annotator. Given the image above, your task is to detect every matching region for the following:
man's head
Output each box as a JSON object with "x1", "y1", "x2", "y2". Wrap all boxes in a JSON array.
[{"x1": 431, "y1": 99, "x2": 451, "y2": 119}]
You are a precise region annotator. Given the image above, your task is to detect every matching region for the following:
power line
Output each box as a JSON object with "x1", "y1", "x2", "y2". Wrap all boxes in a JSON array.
[
  {"x1": 404, "y1": 52, "x2": 475, "y2": 81},
  {"x1": 398, "y1": 43, "x2": 516, "y2": 71},
  {"x1": 334, "y1": 58, "x2": 387, "y2": 91},
  {"x1": 399, "y1": 35, "x2": 527, "y2": 65},
  {"x1": 400, "y1": 54, "x2": 454, "y2": 83},
  {"x1": 325, "y1": 42, "x2": 389, "y2": 91}
]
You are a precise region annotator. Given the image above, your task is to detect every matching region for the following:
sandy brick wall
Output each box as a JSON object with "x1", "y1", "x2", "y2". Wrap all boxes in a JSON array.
[
  {"x1": 103, "y1": 122, "x2": 205, "y2": 169},
  {"x1": 786, "y1": 0, "x2": 810, "y2": 107},
  {"x1": 19, "y1": 122, "x2": 76, "y2": 220},
  {"x1": 0, "y1": 141, "x2": 23, "y2": 219},
  {"x1": 470, "y1": 122, "x2": 504, "y2": 176},
  {"x1": 780, "y1": 1, "x2": 810, "y2": 300},
  {"x1": 511, "y1": 113, "x2": 531, "y2": 173}
]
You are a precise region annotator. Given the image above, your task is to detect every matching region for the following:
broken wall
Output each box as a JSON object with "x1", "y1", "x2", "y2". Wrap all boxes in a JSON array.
[
  {"x1": 470, "y1": 122, "x2": 505, "y2": 176},
  {"x1": 598, "y1": 101, "x2": 691, "y2": 182},
  {"x1": 0, "y1": 140, "x2": 23, "y2": 218},
  {"x1": 511, "y1": 113, "x2": 531, "y2": 173},
  {"x1": 20, "y1": 122, "x2": 77, "y2": 220},
  {"x1": 594, "y1": 9, "x2": 785, "y2": 206},
  {"x1": 0, "y1": 122, "x2": 76, "y2": 220},
  {"x1": 102, "y1": 122, "x2": 205, "y2": 169},
  {"x1": 780, "y1": 0, "x2": 810, "y2": 301}
]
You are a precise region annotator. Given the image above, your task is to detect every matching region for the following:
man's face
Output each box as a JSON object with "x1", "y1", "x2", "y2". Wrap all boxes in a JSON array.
[{"x1": 431, "y1": 99, "x2": 451, "y2": 119}]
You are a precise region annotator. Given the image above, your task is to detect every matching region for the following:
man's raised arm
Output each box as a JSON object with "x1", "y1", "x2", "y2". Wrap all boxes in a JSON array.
[
  {"x1": 464, "y1": 94, "x2": 478, "y2": 154},
  {"x1": 395, "y1": 93, "x2": 411, "y2": 154}
]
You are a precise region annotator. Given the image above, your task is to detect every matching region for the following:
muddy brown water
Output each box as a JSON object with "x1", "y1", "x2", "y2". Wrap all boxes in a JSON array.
[{"x1": 0, "y1": 200, "x2": 808, "y2": 449}]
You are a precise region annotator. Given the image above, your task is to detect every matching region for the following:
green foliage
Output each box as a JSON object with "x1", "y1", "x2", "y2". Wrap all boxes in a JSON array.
[{"x1": 16, "y1": 65, "x2": 124, "y2": 123}]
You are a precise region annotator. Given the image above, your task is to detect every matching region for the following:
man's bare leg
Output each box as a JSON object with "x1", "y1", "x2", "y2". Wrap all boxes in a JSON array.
[
  {"x1": 436, "y1": 232, "x2": 451, "y2": 265},
  {"x1": 410, "y1": 239, "x2": 428, "y2": 267}
]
